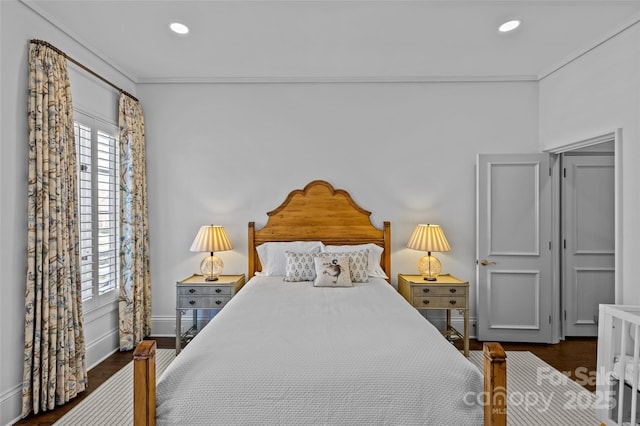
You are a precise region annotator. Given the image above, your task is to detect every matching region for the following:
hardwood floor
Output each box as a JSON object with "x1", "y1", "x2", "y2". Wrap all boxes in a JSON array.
[
  {"x1": 15, "y1": 337, "x2": 596, "y2": 425},
  {"x1": 466, "y1": 337, "x2": 598, "y2": 391}
]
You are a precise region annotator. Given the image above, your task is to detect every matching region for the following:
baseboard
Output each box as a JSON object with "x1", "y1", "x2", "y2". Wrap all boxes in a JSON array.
[
  {"x1": 0, "y1": 383, "x2": 22, "y2": 426},
  {"x1": 151, "y1": 315, "x2": 177, "y2": 337},
  {"x1": 151, "y1": 311, "x2": 224, "y2": 337},
  {"x1": 85, "y1": 329, "x2": 119, "y2": 370}
]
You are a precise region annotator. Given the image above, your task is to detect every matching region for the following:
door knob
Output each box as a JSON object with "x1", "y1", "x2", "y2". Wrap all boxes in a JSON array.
[{"x1": 480, "y1": 260, "x2": 496, "y2": 266}]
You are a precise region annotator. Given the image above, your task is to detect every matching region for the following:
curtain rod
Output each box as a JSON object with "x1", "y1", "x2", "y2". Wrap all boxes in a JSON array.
[{"x1": 30, "y1": 39, "x2": 139, "y2": 103}]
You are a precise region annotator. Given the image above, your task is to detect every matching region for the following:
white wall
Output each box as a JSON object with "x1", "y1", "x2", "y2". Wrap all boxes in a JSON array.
[
  {"x1": 539, "y1": 22, "x2": 640, "y2": 304},
  {"x1": 137, "y1": 81, "x2": 540, "y2": 335},
  {"x1": 0, "y1": 1, "x2": 136, "y2": 424}
]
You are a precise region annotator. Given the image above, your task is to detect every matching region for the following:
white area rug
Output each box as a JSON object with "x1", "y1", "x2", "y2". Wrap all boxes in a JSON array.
[
  {"x1": 468, "y1": 350, "x2": 600, "y2": 425},
  {"x1": 54, "y1": 349, "x2": 175, "y2": 426},
  {"x1": 54, "y1": 349, "x2": 600, "y2": 425}
]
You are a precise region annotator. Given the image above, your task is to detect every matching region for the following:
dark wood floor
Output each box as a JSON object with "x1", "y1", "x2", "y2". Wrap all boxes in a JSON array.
[{"x1": 16, "y1": 336, "x2": 596, "y2": 425}]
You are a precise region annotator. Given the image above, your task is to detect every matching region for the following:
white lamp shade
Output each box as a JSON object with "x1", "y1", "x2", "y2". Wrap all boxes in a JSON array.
[
  {"x1": 406, "y1": 224, "x2": 450, "y2": 253},
  {"x1": 190, "y1": 225, "x2": 233, "y2": 253}
]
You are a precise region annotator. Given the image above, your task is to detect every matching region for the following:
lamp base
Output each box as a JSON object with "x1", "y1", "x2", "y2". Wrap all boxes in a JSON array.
[
  {"x1": 417, "y1": 254, "x2": 442, "y2": 281},
  {"x1": 200, "y1": 255, "x2": 224, "y2": 282}
]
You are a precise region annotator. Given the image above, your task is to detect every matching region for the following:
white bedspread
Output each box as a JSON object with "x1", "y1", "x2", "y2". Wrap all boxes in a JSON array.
[{"x1": 157, "y1": 277, "x2": 483, "y2": 425}]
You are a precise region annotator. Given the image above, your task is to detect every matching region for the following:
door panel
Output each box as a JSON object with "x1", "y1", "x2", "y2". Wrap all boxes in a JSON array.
[
  {"x1": 563, "y1": 155, "x2": 615, "y2": 336},
  {"x1": 477, "y1": 154, "x2": 553, "y2": 343},
  {"x1": 488, "y1": 271, "x2": 540, "y2": 329},
  {"x1": 490, "y1": 165, "x2": 540, "y2": 255}
]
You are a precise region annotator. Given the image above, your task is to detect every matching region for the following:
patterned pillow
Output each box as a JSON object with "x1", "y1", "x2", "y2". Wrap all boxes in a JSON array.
[
  {"x1": 316, "y1": 250, "x2": 369, "y2": 282},
  {"x1": 313, "y1": 255, "x2": 353, "y2": 287},
  {"x1": 283, "y1": 251, "x2": 317, "y2": 282}
]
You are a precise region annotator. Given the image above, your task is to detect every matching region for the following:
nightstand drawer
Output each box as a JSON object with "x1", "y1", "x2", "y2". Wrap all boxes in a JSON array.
[
  {"x1": 413, "y1": 296, "x2": 467, "y2": 309},
  {"x1": 178, "y1": 286, "x2": 232, "y2": 296},
  {"x1": 412, "y1": 286, "x2": 467, "y2": 296},
  {"x1": 178, "y1": 295, "x2": 230, "y2": 309}
]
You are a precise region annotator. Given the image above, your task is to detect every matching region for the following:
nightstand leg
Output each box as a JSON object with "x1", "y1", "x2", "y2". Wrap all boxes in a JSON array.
[
  {"x1": 193, "y1": 309, "x2": 198, "y2": 333},
  {"x1": 176, "y1": 309, "x2": 181, "y2": 355},
  {"x1": 446, "y1": 309, "x2": 451, "y2": 335},
  {"x1": 464, "y1": 309, "x2": 469, "y2": 357}
]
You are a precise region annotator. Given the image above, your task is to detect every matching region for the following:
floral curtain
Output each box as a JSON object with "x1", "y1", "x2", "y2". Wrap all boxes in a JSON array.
[
  {"x1": 118, "y1": 94, "x2": 151, "y2": 351},
  {"x1": 23, "y1": 41, "x2": 87, "y2": 417}
]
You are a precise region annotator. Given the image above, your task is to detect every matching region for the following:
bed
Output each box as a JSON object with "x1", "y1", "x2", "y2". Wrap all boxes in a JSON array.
[{"x1": 133, "y1": 180, "x2": 507, "y2": 425}]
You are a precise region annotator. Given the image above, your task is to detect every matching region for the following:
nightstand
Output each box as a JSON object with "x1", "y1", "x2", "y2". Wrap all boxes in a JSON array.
[
  {"x1": 176, "y1": 274, "x2": 245, "y2": 354},
  {"x1": 398, "y1": 273, "x2": 470, "y2": 357}
]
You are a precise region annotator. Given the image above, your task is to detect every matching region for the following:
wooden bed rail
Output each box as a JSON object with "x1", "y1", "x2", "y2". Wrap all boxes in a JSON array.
[
  {"x1": 133, "y1": 340, "x2": 156, "y2": 426},
  {"x1": 484, "y1": 342, "x2": 507, "y2": 426},
  {"x1": 133, "y1": 340, "x2": 507, "y2": 426}
]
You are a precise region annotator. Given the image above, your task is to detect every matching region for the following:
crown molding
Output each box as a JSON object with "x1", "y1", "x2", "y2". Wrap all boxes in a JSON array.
[
  {"x1": 20, "y1": 0, "x2": 139, "y2": 86},
  {"x1": 22, "y1": 0, "x2": 639, "y2": 86},
  {"x1": 538, "y1": 11, "x2": 640, "y2": 81},
  {"x1": 136, "y1": 74, "x2": 539, "y2": 84}
]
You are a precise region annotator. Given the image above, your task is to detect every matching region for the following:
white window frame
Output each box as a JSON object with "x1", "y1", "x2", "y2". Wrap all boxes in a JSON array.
[{"x1": 74, "y1": 110, "x2": 120, "y2": 313}]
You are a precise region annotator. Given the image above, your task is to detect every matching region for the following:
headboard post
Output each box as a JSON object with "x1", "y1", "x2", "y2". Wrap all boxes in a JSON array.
[
  {"x1": 248, "y1": 221, "x2": 257, "y2": 279},
  {"x1": 383, "y1": 221, "x2": 391, "y2": 282}
]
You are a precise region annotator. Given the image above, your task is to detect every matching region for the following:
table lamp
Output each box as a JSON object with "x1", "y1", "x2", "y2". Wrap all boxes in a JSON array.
[
  {"x1": 190, "y1": 225, "x2": 233, "y2": 281},
  {"x1": 406, "y1": 224, "x2": 451, "y2": 281}
]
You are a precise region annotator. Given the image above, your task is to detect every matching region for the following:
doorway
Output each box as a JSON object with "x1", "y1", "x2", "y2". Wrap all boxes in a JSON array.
[
  {"x1": 475, "y1": 130, "x2": 621, "y2": 343},
  {"x1": 560, "y1": 142, "x2": 615, "y2": 337}
]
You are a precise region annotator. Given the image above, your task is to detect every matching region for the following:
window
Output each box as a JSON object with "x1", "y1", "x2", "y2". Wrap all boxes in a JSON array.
[{"x1": 74, "y1": 110, "x2": 120, "y2": 310}]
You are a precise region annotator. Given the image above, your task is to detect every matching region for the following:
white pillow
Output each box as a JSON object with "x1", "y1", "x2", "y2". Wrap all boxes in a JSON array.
[
  {"x1": 313, "y1": 254, "x2": 353, "y2": 287},
  {"x1": 322, "y1": 243, "x2": 388, "y2": 279},
  {"x1": 256, "y1": 241, "x2": 323, "y2": 276}
]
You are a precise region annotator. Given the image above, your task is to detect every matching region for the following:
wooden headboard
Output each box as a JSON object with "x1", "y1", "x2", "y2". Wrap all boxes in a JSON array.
[{"x1": 248, "y1": 180, "x2": 391, "y2": 280}]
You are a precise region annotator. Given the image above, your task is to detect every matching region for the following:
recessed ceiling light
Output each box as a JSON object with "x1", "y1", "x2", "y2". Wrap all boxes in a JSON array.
[
  {"x1": 499, "y1": 19, "x2": 521, "y2": 33},
  {"x1": 170, "y1": 22, "x2": 189, "y2": 35}
]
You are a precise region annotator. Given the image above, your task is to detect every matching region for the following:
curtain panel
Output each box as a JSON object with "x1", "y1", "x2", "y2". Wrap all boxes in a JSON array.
[
  {"x1": 118, "y1": 94, "x2": 151, "y2": 351},
  {"x1": 22, "y1": 42, "x2": 87, "y2": 417}
]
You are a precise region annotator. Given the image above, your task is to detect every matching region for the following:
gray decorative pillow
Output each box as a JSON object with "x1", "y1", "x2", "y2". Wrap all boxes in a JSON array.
[
  {"x1": 316, "y1": 250, "x2": 369, "y2": 282},
  {"x1": 283, "y1": 251, "x2": 317, "y2": 282},
  {"x1": 313, "y1": 255, "x2": 353, "y2": 287}
]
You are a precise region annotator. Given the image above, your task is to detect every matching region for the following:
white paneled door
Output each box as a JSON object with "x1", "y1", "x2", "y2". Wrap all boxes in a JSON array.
[
  {"x1": 476, "y1": 154, "x2": 553, "y2": 343},
  {"x1": 562, "y1": 154, "x2": 615, "y2": 336}
]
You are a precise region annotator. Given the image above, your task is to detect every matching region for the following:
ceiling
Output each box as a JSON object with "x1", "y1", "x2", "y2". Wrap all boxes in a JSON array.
[{"x1": 27, "y1": 0, "x2": 640, "y2": 83}]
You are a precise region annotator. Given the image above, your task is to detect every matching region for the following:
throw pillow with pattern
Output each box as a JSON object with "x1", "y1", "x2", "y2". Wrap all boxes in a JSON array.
[{"x1": 283, "y1": 251, "x2": 317, "y2": 282}]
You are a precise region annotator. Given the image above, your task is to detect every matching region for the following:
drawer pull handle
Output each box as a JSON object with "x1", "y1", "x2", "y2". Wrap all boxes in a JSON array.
[
  {"x1": 422, "y1": 288, "x2": 430, "y2": 293},
  {"x1": 189, "y1": 300, "x2": 196, "y2": 305},
  {"x1": 449, "y1": 300, "x2": 457, "y2": 305},
  {"x1": 449, "y1": 288, "x2": 456, "y2": 293},
  {"x1": 422, "y1": 300, "x2": 430, "y2": 305},
  {"x1": 215, "y1": 288, "x2": 222, "y2": 293},
  {"x1": 215, "y1": 300, "x2": 222, "y2": 305},
  {"x1": 189, "y1": 288, "x2": 196, "y2": 294}
]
